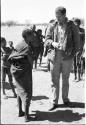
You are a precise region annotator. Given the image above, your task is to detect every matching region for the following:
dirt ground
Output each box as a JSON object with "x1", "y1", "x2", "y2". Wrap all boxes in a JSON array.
[{"x1": 1, "y1": 57, "x2": 85, "y2": 124}]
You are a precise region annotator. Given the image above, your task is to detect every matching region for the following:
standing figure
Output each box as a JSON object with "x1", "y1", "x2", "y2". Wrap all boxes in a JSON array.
[
  {"x1": 8, "y1": 41, "x2": 15, "y2": 51},
  {"x1": 8, "y1": 28, "x2": 34, "y2": 122},
  {"x1": 73, "y1": 18, "x2": 85, "y2": 81},
  {"x1": 81, "y1": 44, "x2": 85, "y2": 77},
  {"x1": 36, "y1": 29, "x2": 44, "y2": 66},
  {"x1": 1, "y1": 37, "x2": 17, "y2": 99},
  {"x1": 45, "y1": 7, "x2": 80, "y2": 111},
  {"x1": 29, "y1": 25, "x2": 40, "y2": 69},
  {"x1": 44, "y1": 19, "x2": 55, "y2": 71}
]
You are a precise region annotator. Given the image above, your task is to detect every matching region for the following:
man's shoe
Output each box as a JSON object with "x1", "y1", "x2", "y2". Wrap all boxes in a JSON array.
[
  {"x1": 18, "y1": 111, "x2": 25, "y2": 117},
  {"x1": 14, "y1": 93, "x2": 17, "y2": 98},
  {"x1": 76, "y1": 78, "x2": 81, "y2": 82},
  {"x1": 49, "y1": 104, "x2": 58, "y2": 111},
  {"x1": 25, "y1": 116, "x2": 30, "y2": 122},
  {"x1": 24, "y1": 115, "x2": 35, "y2": 122},
  {"x1": 63, "y1": 99, "x2": 70, "y2": 106}
]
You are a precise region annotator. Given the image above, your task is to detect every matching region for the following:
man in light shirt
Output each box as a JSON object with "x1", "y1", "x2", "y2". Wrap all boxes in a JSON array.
[{"x1": 45, "y1": 6, "x2": 81, "y2": 111}]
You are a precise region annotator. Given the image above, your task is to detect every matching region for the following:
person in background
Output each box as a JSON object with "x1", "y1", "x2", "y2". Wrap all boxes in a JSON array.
[
  {"x1": 45, "y1": 19, "x2": 55, "y2": 37},
  {"x1": 29, "y1": 24, "x2": 41, "y2": 68},
  {"x1": 8, "y1": 28, "x2": 35, "y2": 122},
  {"x1": 1, "y1": 37, "x2": 17, "y2": 99},
  {"x1": 45, "y1": 6, "x2": 80, "y2": 111},
  {"x1": 73, "y1": 18, "x2": 85, "y2": 81},
  {"x1": 8, "y1": 41, "x2": 15, "y2": 51},
  {"x1": 36, "y1": 29, "x2": 45, "y2": 66},
  {"x1": 44, "y1": 19, "x2": 55, "y2": 71},
  {"x1": 81, "y1": 43, "x2": 85, "y2": 77}
]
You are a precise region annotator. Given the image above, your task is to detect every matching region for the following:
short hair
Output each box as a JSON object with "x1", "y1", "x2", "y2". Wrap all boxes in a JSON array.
[
  {"x1": 37, "y1": 29, "x2": 42, "y2": 33},
  {"x1": 55, "y1": 6, "x2": 66, "y2": 15},
  {"x1": 1, "y1": 37, "x2": 6, "y2": 43},
  {"x1": 22, "y1": 28, "x2": 32, "y2": 39},
  {"x1": 74, "y1": 18, "x2": 81, "y2": 25}
]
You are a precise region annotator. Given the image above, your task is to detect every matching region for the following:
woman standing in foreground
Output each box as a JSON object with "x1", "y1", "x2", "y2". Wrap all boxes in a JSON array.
[{"x1": 8, "y1": 28, "x2": 34, "y2": 122}]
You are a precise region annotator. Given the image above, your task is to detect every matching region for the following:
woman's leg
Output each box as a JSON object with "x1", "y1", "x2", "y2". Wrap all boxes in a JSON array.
[{"x1": 17, "y1": 96, "x2": 24, "y2": 117}]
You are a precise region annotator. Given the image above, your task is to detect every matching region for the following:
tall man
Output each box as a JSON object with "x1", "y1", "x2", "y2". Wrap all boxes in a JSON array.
[{"x1": 45, "y1": 6, "x2": 81, "y2": 111}]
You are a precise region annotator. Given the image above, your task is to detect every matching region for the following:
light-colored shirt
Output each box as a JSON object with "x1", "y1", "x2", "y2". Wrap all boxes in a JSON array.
[{"x1": 57, "y1": 24, "x2": 67, "y2": 51}]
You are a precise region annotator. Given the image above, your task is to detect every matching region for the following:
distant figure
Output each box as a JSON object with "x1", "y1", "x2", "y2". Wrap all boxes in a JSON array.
[
  {"x1": 8, "y1": 41, "x2": 15, "y2": 51},
  {"x1": 73, "y1": 18, "x2": 85, "y2": 81},
  {"x1": 29, "y1": 24, "x2": 41, "y2": 68},
  {"x1": 81, "y1": 44, "x2": 85, "y2": 77},
  {"x1": 8, "y1": 28, "x2": 34, "y2": 122},
  {"x1": 36, "y1": 29, "x2": 45, "y2": 66},
  {"x1": 1, "y1": 37, "x2": 17, "y2": 99},
  {"x1": 45, "y1": 6, "x2": 81, "y2": 111}
]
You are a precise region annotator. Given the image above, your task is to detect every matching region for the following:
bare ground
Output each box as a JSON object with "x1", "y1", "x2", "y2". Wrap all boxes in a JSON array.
[{"x1": 1, "y1": 57, "x2": 85, "y2": 124}]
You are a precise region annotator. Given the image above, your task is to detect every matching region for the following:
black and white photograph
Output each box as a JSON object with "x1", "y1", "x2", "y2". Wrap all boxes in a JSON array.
[{"x1": 1, "y1": 0, "x2": 85, "y2": 124}]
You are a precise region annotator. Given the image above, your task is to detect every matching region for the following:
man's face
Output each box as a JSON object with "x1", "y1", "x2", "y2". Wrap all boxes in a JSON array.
[{"x1": 55, "y1": 12, "x2": 65, "y2": 24}]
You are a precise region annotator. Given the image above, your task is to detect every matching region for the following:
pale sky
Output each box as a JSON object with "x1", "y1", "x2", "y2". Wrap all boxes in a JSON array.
[{"x1": 1, "y1": 0, "x2": 85, "y2": 24}]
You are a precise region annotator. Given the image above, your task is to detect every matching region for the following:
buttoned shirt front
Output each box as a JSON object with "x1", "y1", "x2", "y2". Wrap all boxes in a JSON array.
[{"x1": 56, "y1": 23, "x2": 67, "y2": 51}]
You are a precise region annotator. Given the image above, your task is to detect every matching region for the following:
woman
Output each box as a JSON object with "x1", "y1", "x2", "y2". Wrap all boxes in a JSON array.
[{"x1": 8, "y1": 28, "x2": 34, "y2": 122}]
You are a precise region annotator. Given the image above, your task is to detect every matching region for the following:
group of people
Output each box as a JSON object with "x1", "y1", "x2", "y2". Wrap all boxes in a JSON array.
[
  {"x1": 1, "y1": 6, "x2": 85, "y2": 122},
  {"x1": 73, "y1": 18, "x2": 85, "y2": 81},
  {"x1": 28, "y1": 25, "x2": 45, "y2": 68},
  {"x1": 1, "y1": 26, "x2": 45, "y2": 122}
]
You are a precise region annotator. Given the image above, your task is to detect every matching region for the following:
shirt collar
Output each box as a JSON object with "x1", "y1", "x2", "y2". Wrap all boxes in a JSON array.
[{"x1": 55, "y1": 17, "x2": 68, "y2": 26}]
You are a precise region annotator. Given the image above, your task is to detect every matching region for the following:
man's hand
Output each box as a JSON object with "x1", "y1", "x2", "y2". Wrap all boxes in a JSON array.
[
  {"x1": 77, "y1": 51, "x2": 82, "y2": 58},
  {"x1": 52, "y1": 42, "x2": 60, "y2": 48}
]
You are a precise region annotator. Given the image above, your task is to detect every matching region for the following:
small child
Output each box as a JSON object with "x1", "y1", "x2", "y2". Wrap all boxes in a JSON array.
[{"x1": 1, "y1": 37, "x2": 17, "y2": 99}]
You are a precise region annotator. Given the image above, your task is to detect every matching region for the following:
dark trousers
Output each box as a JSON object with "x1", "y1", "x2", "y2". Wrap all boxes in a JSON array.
[
  {"x1": 33, "y1": 47, "x2": 40, "y2": 68},
  {"x1": 12, "y1": 64, "x2": 32, "y2": 117},
  {"x1": 1, "y1": 66, "x2": 16, "y2": 95},
  {"x1": 73, "y1": 55, "x2": 82, "y2": 80},
  {"x1": 17, "y1": 95, "x2": 29, "y2": 117},
  {"x1": 81, "y1": 57, "x2": 85, "y2": 76}
]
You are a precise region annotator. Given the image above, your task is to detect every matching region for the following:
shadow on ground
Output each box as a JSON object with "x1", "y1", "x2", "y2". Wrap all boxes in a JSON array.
[
  {"x1": 57, "y1": 102, "x2": 85, "y2": 108},
  {"x1": 32, "y1": 95, "x2": 49, "y2": 101},
  {"x1": 32, "y1": 109, "x2": 85, "y2": 123}
]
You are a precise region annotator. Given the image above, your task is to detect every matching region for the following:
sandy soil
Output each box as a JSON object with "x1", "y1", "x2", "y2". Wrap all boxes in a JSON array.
[{"x1": 1, "y1": 57, "x2": 85, "y2": 124}]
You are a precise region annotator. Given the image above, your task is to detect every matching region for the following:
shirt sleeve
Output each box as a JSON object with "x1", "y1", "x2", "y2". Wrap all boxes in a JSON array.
[
  {"x1": 72, "y1": 23, "x2": 81, "y2": 53},
  {"x1": 44, "y1": 24, "x2": 54, "y2": 48}
]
